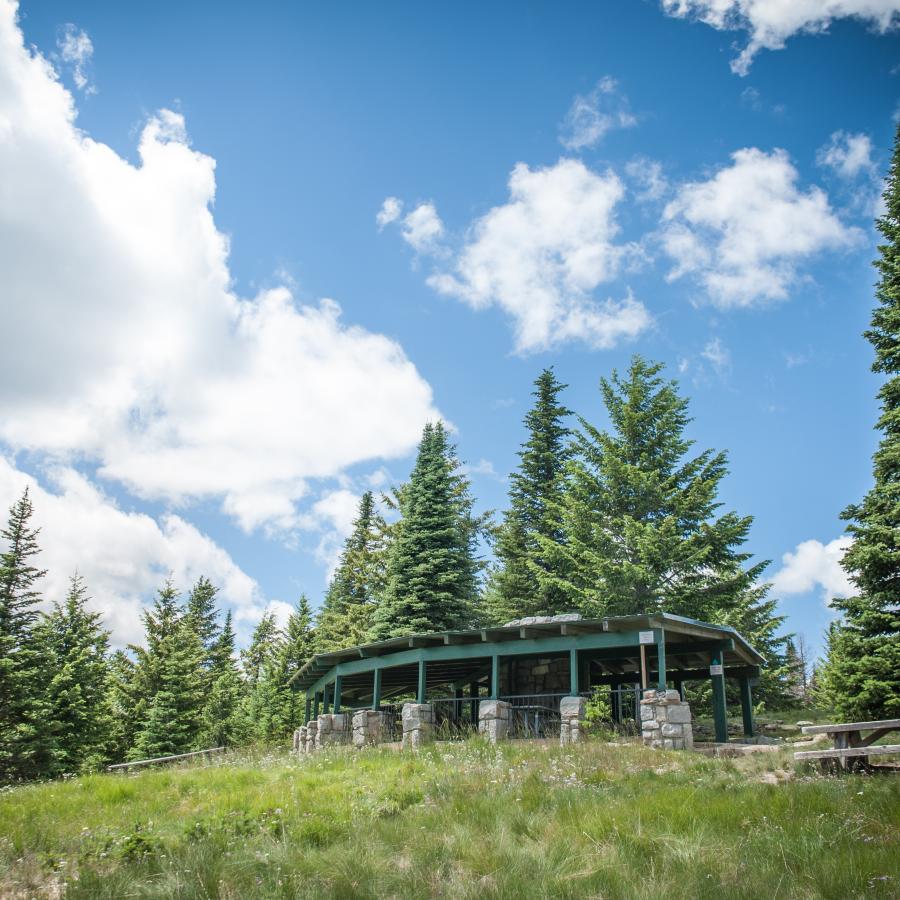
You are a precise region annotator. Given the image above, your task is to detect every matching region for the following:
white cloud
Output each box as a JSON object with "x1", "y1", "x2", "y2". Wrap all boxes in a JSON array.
[
  {"x1": 625, "y1": 156, "x2": 668, "y2": 202},
  {"x1": 376, "y1": 196, "x2": 403, "y2": 228},
  {"x1": 559, "y1": 77, "x2": 637, "y2": 150},
  {"x1": 0, "y1": 457, "x2": 265, "y2": 646},
  {"x1": 816, "y1": 131, "x2": 876, "y2": 179},
  {"x1": 701, "y1": 336, "x2": 730, "y2": 373},
  {"x1": 56, "y1": 23, "x2": 93, "y2": 92},
  {"x1": 400, "y1": 202, "x2": 445, "y2": 253},
  {"x1": 0, "y1": 2, "x2": 439, "y2": 539},
  {"x1": 770, "y1": 536, "x2": 855, "y2": 603},
  {"x1": 425, "y1": 158, "x2": 651, "y2": 353},
  {"x1": 661, "y1": 0, "x2": 900, "y2": 75},
  {"x1": 661, "y1": 148, "x2": 861, "y2": 307}
]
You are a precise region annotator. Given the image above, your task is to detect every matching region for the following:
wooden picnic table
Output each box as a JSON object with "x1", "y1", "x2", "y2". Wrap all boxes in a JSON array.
[{"x1": 793, "y1": 719, "x2": 900, "y2": 772}]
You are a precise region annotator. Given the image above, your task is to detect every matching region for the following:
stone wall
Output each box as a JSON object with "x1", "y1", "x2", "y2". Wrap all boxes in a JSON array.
[
  {"x1": 559, "y1": 695, "x2": 586, "y2": 746},
  {"x1": 304, "y1": 719, "x2": 318, "y2": 753},
  {"x1": 294, "y1": 726, "x2": 306, "y2": 753},
  {"x1": 478, "y1": 699, "x2": 511, "y2": 743},
  {"x1": 352, "y1": 709, "x2": 387, "y2": 748},
  {"x1": 401, "y1": 703, "x2": 433, "y2": 750},
  {"x1": 640, "y1": 689, "x2": 693, "y2": 750},
  {"x1": 316, "y1": 712, "x2": 351, "y2": 749},
  {"x1": 499, "y1": 657, "x2": 571, "y2": 696}
]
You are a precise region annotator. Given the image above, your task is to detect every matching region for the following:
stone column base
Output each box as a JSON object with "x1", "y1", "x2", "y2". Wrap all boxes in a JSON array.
[
  {"x1": 352, "y1": 709, "x2": 387, "y2": 747},
  {"x1": 294, "y1": 726, "x2": 306, "y2": 753},
  {"x1": 559, "y1": 695, "x2": 586, "y2": 746},
  {"x1": 401, "y1": 703, "x2": 434, "y2": 750},
  {"x1": 479, "y1": 699, "x2": 511, "y2": 743},
  {"x1": 305, "y1": 720, "x2": 318, "y2": 753},
  {"x1": 641, "y1": 690, "x2": 693, "y2": 750},
  {"x1": 316, "y1": 713, "x2": 351, "y2": 749}
]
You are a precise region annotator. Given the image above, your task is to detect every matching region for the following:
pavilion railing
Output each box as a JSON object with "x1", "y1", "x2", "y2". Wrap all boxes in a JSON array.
[{"x1": 430, "y1": 696, "x2": 479, "y2": 741}]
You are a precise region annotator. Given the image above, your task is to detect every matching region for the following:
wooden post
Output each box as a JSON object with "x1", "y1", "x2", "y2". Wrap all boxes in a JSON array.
[
  {"x1": 656, "y1": 630, "x2": 667, "y2": 692},
  {"x1": 569, "y1": 648, "x2": 579, "y2": 695},
  {"x1": 417, "y1": 659, "x2": 427, "y2": 704},
  {"x1": 710, "y1": 650, "x2": 728, "y2": 743},
  {"x1": 372, "y1": 667, "x2": 382, "y2": 710},
  {"x1": 332, "y1": 675, "x2": 342, "y2": 714},
  {"x1": 639, "y1": 644, "x2": 648, "y2": 690},
  {"x1": 739, "y1": 676, "x2": 754, "y2": 737},
  {"x1": 490, "y1": 655, "x2": 500, "y2": 700}
]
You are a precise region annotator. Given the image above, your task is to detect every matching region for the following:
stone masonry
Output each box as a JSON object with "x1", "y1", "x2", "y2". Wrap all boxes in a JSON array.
[
  {"x1": 316, "y1": 712, "x2": 351, "y2": 749},
  {"x1": 304, "y1": 719, "x2": 318, "y2": 753},
  {"x1": 352, "y1": 709, "x2": 387, "y2": 748},
  {"x1": 641, "y1": 689, "x2": 693, "y2": 750},
  {"x1": 559, "y1": 695, "x2": 586, "y2": 746},
  {"x1": 294, "y1": 726, "x2": 306, "y2": 753},
  {"x1": 478, "y1": 699, "x2": 511, "y2": 743},
  {"x1": 401, "y1": 702, "x2": 434, "y2": 750}
]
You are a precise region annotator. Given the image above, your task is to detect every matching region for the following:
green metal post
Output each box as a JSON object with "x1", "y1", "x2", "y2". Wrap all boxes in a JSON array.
[
  {"x1": 710, "y1": 650, "x2": 728, "y2": 743},
  {"x1": 332, "y1": 675, "x2": 342, "y2": 713},
  {"x1": 417, "y1": 659, "x2": 427, "y2": 704},
  {"x1": 372, "y1": 667, "x2": 382, "y2": 710},
  {"x1": 322, "y1": 684, "x2": 331, "y2": 715},
  {"x1": 569, "y1": 648, "x2": 579, "y2": 695},
  {"x1": 469, "y1": 681, "x2": 479, "y2": 723},
  {"x1": 490, "y1": 655, "x2": 500, "y2": 699},
  {"x1": 313, "y1": 692, "x2": 320, "y2": 718},
  {"x1": 656, "y1": 630, "x2": 667, "y2": 692},
  {"x1": 739, "y1": 676, "x2": 755, "y2": 737}
]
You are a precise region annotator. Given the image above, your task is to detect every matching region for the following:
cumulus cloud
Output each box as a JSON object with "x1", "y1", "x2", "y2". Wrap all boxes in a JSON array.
[
  {"x1": 376, "y1": 196, "x2": 403, "y2": 228},
  {"x1": 0, "y1": 457, "x2": 265, "y2": 646},
  {"x1": 56, "y1": 23, "x2": 93, "y2": 92},
  {"x1": 661, "y1": 0, "x2": 900, "y2": 75},
  {"x1": 816, "y1": 131, "x2": 876, "y2": 178},
  {"x1": 770, "y1": 536, "x2": 855, "y2": 604},
  {"x1": 0, "y1": 2, "x2": 439, "y2": 540},
  {"x1": 559, "y1": 77, "x2": 637, "y2": 150},
  {"x1": 661, "y1": 147, "x2": 861, "y2": 307},
  {"x1": 425, "y1": 158, "x2": 651, "y2": 353},
  {"x1": 378, "y1": 198, "x2": 446, "y2": 255}
]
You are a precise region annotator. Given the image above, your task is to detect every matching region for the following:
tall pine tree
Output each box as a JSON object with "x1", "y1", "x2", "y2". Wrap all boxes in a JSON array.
[
  {"x1": 823, "y1": 124, "x2": 900, "y2": 720},
  {"x1": 316, "y1": 493, "x2": 386, "y2": 651},
  {"x1": 0, "y1": 488, "x2": 48, "y2": 781},
  {"x1": 198, "y1": 610, "x2": 245, "y2": 748},
  {"x1": 271, "y1": 596, "x2": 316, "y2": 735},
  {"x1": 371, "y1": 422, "x2": 481, "y2": 638},
  {"x1": 487, "y1": 368, "x2": 572, "y2": 622},
  {"x1": 35, "y1": 574, "x2": 111, "y2": 775}
]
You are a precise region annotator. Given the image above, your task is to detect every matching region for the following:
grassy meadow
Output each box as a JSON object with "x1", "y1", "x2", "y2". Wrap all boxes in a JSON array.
[{"x1": 1, "y1": 728, "x2": 898, "y2": 900}]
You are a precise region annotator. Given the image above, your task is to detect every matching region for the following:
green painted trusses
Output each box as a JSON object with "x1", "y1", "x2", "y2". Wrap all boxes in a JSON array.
[{"x1": 291, "y1": 613, "x2": 763, "y2": 698}]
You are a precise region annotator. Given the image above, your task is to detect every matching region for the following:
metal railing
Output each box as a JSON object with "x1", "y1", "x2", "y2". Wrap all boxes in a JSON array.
[{"x1": 431, "y1": 696, "x2": 479, "y2": 741}]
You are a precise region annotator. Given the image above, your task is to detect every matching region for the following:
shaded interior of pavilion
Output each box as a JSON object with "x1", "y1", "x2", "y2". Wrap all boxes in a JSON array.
[{"x1": 292, "y1": 614, "x2": 764, "y2": 743}]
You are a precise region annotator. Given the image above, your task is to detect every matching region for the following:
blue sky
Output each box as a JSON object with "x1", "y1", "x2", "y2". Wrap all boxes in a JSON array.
[{"x1": 1, "y1": 0, "x2": 898, "y2": 656}]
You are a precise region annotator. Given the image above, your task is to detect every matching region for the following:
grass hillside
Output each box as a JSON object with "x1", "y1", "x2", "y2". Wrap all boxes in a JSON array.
[{"x1": 1, "y1": 738, "x2": 897, "y2": 899}]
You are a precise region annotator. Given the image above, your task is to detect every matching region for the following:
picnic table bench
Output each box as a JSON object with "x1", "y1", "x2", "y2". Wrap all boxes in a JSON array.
[{"x1": 793, "y1": 719, "x2": 900, "y2": 772}]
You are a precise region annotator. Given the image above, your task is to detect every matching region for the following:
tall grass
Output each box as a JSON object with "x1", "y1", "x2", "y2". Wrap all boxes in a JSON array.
[{"x1": 0, "y1": 739, "x2": 896, "y2": 898}]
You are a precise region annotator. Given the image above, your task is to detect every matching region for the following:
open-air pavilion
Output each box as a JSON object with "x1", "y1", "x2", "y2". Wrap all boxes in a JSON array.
[{"x1": 291, "y1": 613, "x2": 765, "y2": 744}]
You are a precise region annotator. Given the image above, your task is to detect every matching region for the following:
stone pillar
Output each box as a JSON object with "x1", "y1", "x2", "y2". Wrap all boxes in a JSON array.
[
  {"x1": 478, "y1": 699, "x2": 511, "y2": 743},
  {"x1": 641, "y1": 689, "x2": 693, "y2": 750},
  {"x1": 294, "y1": 726, "x2": 307, "y2": 753},
  {"x1": 559, "y1": 695, "x2": 586, "y2": 746},
  {"x1": 316, "y1": 712, "x2": 351, "y2": 749},
  {"x1": 305, "y1": 719, "x2": 318, "y2": 753},
  {"x1": 401, "y1": 703, "x2": 433, "y2": 750},
  {"x1": 352, "y1": 709, "x2": 387, "y2": 748}
]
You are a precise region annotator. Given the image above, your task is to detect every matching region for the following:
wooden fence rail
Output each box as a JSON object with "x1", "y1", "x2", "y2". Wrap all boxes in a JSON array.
[{"x1": 107, "y1": 746, "x2": 226, "y2": 772}]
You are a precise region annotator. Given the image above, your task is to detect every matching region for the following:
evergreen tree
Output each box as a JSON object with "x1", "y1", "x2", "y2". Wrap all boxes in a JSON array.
[
  {"x1": 106, "y1": 649, "x2": 139, "y2": 762},
  {"x1": 272, "y1": 596, "x2": 316, "y2": 734},
  {"x1": 241, "y1": 610, "x2": 285, "y2": 741},
  {"x1": 487, "y1": 368, "x2": 572, "y2": 622},
  {"x1": 316, "y1": 493, "x2": 386, "y2": 651},
  {"x1": 0, "y1": 488, "x2": 48, "y2": 781},
  {"x1": 241, "y1": 610, "x2": 282, "y2": 688},
  {"x1": 35, "y1": 574, "x2": 111, "y2": 775},
  {"x1": 128, "y1": 582, "x2": 206, "y2": 759},
  {"x1": 198, "y1": 612, "x2": 245, "y2": 748},
  {"x1": 544, "y1": 358, "x2": 789, "y2": 699},
  {"x1": 371, "y1": 422, "x2": 481, "y2": 639},
  {"x1": 824, "y1": 125, "x2": 900, "y2": 720},
  {"x1": 185, "y1": 576, "x2": 221, "y2": 665}
]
